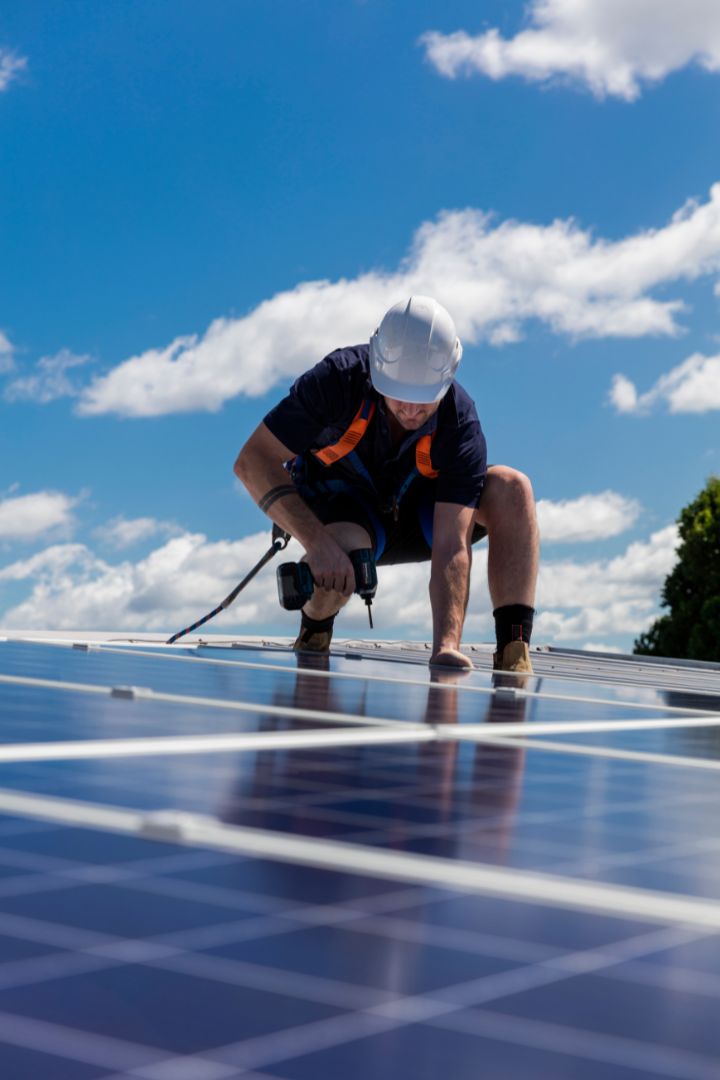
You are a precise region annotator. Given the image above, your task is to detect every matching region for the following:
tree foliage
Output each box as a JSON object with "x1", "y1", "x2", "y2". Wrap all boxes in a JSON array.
[{"x1": 634, "y1": 476, "x2": 720, "y2": 662}]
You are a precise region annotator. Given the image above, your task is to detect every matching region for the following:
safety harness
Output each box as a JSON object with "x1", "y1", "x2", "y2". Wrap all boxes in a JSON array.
[{"x1": 308, "y1": 396, "x2": 438, "y2": 522}]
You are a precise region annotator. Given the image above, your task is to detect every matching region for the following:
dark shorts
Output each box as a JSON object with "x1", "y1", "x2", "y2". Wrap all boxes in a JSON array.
[{"x1": 301, "y1": 485, "x2": 487, "y2": 566}]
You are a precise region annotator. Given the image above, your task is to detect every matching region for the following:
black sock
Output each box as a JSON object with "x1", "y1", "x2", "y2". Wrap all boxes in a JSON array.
[
  {"x1": 299, "y1": 611, "x2": 337, "y2": 634},
  {"x1": 494, "y1": 604, "x2": 534, "y2": 653}
]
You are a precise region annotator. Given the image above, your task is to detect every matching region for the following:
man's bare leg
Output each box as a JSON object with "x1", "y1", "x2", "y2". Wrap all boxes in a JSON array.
[
  {"x1": 474, "y1": 465, "x2": 539, "y2": 609},
  {"x1": 474, "y1": 465, "x2": 539, "y2": 671}
]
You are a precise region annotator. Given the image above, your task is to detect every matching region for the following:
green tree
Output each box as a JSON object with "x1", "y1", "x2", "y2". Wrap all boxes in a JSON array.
[{"x1": 634, "y1": 476, "x2": 720, "y2": 662}]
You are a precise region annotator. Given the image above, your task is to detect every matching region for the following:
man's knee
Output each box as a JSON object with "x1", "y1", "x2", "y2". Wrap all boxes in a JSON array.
[
  {"x1": 475, "y1": 466, "x2": 536, "y2": 527},
  {"x1": 495, "y1": 466, "x2": 534, "y2": 504},
  {"x1": 324, "y1": 520, "x2": 373, "y2": 553}
]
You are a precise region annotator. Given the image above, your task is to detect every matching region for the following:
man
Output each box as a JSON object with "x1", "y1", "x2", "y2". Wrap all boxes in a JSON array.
[{"x1": 234, "y1": 296, "x2": 539, "y2": 672}]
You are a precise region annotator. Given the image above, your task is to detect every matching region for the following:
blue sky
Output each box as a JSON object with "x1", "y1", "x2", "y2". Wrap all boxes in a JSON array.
[{"x1": 1, "y1": 0, "x2": 719, "y2": 650}]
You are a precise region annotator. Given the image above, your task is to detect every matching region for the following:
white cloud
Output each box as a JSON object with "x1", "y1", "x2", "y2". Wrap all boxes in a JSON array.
[
  {"x1": 93, "y1": 516, "x2": 183, "y2": 550},
  {"x1": 0, "y1": 529, "x2": 442, "y2": 635},
  {"x1": 77, "y1": 186, "x2": 720, "y2": 418},
  {"x1": 0, "y1": 544, "x2": 90, "y2": 583},
  {"x1": 609, "y1": 373, "x2": 639, "y2": 414},
  {"x1": 611, "y1": 352, "x2": 720, "y2": 414},
  {"x1": 420, "y1": 0, "x2": 720, "y2": 101},
  {"x1": 4, "y1": 350, "x2": 92, "y2": 404},
  {"x1": 0, "y1": 521, "x2": 679, "y2": 652},
  {"x1": 0, "y1": 491, "x2": 79, "y2": 542},
  {"x1": 0, "y1": 532, "x2": 305, "y2": 631},
  {"x1": 537, "y1": 491, "x2": 641, "y2": 542},
  {"x1": 533, "y1": 524, "x2": 680, "y2": 640},
  {"x1": 0, "y1": 49, "x2": 26, "y2": 93}
]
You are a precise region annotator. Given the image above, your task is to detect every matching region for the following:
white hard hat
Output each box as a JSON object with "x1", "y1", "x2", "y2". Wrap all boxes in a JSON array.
[{"x1": 369, "y1": 296, "x2": 462, "y2": 404}]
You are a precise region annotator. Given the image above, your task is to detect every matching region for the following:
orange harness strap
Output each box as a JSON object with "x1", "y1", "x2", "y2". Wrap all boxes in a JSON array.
[
  {"x1": 312, "y1": 397, "x2": 439, "y2": 479},
  {"x1": 312, "y1": 400, "x2": 377, "y2": 465},
  {"x1": 415, "y1": 434, "x2": 439, "y2": 479}
]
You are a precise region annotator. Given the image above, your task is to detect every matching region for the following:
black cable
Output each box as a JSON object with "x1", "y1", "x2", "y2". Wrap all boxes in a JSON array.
[{"x1": 165, "y1": 525, "x2": 291, "y2": 645}]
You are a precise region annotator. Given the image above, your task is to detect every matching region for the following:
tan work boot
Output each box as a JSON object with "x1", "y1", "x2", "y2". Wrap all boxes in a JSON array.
[
  {"x1": 493, "y1": 640, "x2": 534, "y2": 674},
  {"x1": 292, "y1": 613, "x2": 335, "y2": 654}
]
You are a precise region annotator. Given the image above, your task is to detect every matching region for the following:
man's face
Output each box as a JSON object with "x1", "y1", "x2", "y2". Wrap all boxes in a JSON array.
[{"x1": 383, "y1": 396, "x2": 439, "y2": 431}]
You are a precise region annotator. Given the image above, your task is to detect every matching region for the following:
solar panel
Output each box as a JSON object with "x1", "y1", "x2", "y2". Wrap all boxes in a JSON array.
[{"x1": 0, "y1": 632, "x2": 719, "y2": 1078}]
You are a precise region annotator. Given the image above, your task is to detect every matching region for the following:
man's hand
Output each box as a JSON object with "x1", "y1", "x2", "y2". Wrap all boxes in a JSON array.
[
  {"x1": 304, "y1": 535, "x2": 356, "y2": 596},
  {"x1": 430, "y1": 647, "x2": 473, "y2": 670}
]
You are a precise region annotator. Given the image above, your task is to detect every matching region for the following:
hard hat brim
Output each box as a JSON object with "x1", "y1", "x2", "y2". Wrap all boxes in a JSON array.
[{"x1": 369, "y1": 363, "x2": 453, "y2": 404}]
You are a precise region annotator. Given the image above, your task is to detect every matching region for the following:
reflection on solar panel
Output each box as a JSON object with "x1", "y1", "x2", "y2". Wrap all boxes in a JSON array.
[{"x1": 0, "y1": 630, "x2": 719, "y2": 1078}]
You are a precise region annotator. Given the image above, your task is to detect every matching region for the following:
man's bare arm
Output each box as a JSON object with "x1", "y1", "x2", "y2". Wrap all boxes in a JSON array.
[
  {"x1": 429, "y1": 501, "x2": 476, "y2": 668},
  {"x1": 234, "y1": 422, "x2": 355, "y2": 594}
]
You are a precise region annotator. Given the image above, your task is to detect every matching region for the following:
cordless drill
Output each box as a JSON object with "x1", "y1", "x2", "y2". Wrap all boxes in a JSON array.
[{"x1": 276, "y1": 548, "x2": 378, "y2": 628}]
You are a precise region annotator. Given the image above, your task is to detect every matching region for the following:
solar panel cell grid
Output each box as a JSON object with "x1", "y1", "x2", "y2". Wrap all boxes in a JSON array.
[{"x1": 0, "y1": 635, "x2": 719, "y2": 1078}]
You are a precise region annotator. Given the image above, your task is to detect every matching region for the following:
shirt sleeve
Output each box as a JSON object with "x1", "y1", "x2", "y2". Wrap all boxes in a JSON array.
[
  {"x1": 433, "y1": 414, "x2": 487, "y2": 508},
  {"x1": 262, "y1": 353, "x2": 355, "y2": 454}
]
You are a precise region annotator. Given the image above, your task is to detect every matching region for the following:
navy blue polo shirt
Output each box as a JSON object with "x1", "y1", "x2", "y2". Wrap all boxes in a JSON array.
[{"x1": 263, "y1": 345, "x2": 487, "y2": 508}]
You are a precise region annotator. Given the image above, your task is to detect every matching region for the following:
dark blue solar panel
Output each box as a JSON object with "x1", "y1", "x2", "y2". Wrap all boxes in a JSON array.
[
  {"x1": 1, "y1": 639, "x2": 711, "y2": 737},
  {"x1": 0, "y1": 638, "x2": 720, "y2": 1078},
  {"x1": 1, "y1": 738, "x2": 719, "y2": 896},
  {"x1": 0, "y1": 817, "x2": 716, "y2": 1077}
]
